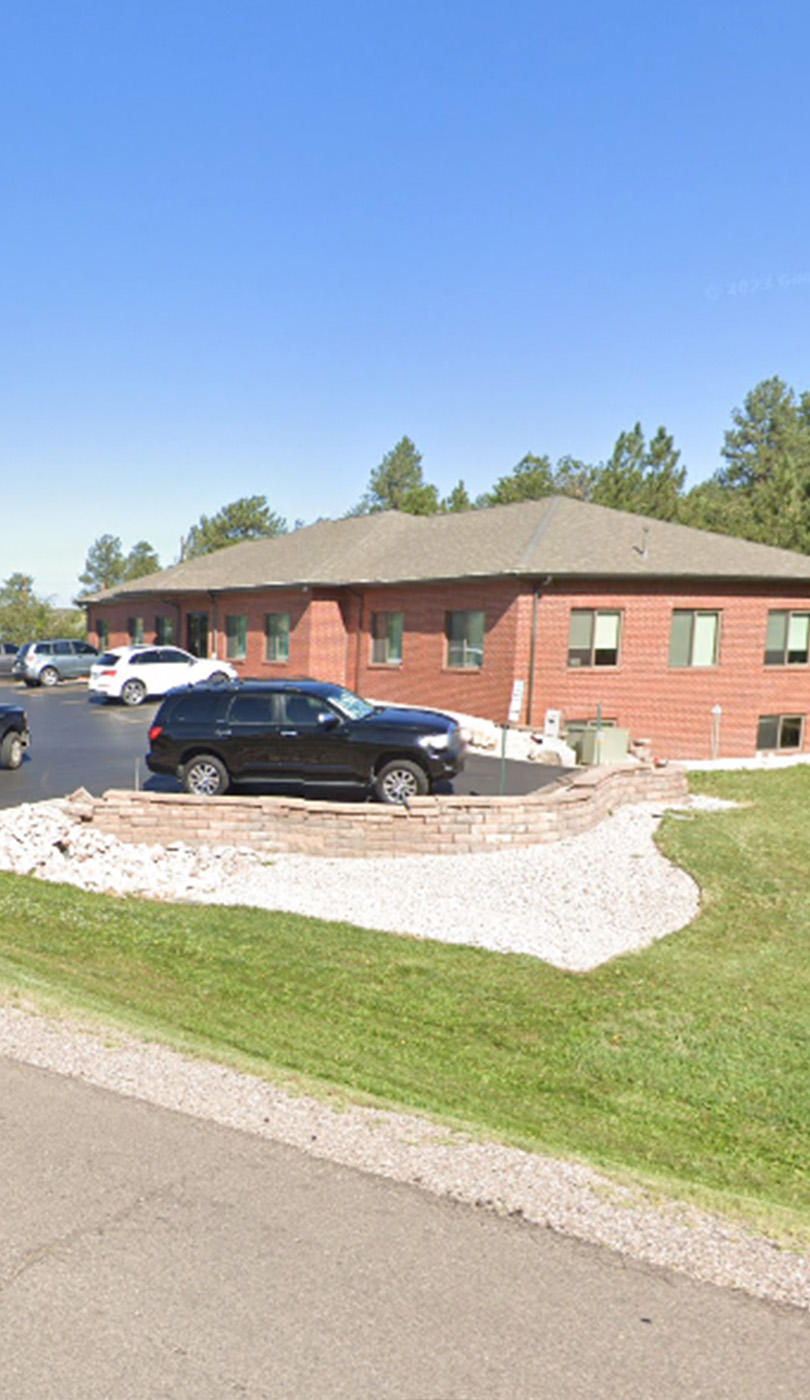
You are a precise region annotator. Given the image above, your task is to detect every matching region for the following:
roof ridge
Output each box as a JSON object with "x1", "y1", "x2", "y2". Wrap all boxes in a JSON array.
[
  {"x1": 85, "y1": 496, "x2": 810, "y2": 602},
  {"x1": 516, "y1": 496, "x2": 561, "y2": 570}
]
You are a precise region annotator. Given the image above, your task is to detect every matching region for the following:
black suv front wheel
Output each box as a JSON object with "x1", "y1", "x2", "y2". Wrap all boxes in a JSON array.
[
  {"x1": 0, "y1": 732, "x2": 24, "y2": 769},
  {"x1": 374, "y1": 758, "x2": 429, "y2": 804},
  {"x1": 181, "y1": 754, "x2": 230, "y2": 797}
]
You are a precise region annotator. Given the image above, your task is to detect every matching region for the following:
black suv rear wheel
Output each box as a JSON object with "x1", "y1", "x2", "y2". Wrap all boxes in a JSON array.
[{"x1": 182, "y1": 754, "x2": 230, "y2": 797}]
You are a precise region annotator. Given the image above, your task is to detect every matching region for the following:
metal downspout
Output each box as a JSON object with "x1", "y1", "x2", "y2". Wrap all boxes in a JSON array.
[
  {"x1": 345, "y1": 589, "x2": 364, "y2": 692},
  {"x1": 526, "y1": 578, "x2": 550, "y2": 728}
]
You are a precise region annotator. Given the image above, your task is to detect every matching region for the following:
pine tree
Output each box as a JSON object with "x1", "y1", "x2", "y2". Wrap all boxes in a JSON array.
[
  {"x1": 353, "y1": 437, "x2": 439, "y2": 515},
  {"x1": 184, "y1": 497, "x2": 287, "y2": 558}
]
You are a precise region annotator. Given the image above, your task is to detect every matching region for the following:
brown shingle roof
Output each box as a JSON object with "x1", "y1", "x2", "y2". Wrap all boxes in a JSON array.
[{"x1": 88, "y1": 498, "x2": 810, "y2": 601}]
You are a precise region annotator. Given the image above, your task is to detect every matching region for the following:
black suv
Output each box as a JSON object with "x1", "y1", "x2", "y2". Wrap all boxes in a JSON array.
[{"x1": 146, "y1": 680, "x2": 467, "y2": 802}]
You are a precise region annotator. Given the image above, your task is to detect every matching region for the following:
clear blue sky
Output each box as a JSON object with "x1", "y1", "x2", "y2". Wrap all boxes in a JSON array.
[{"x1": 3, "y1": 0, "x2": 810, "y2": 604}]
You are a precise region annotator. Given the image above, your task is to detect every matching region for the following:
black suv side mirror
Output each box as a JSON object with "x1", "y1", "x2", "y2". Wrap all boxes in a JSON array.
[{"x1": 317, "y1": 711, "x2": 340, "y2": 731}]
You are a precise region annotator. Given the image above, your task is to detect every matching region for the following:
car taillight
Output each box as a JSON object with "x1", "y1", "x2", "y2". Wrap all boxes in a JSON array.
[
  {"x1": 99, "y1": 668, "x2": 117, "y2": 676},
  {"x1": 148, "y1": 724, "x2": 162, "y2": 743}
]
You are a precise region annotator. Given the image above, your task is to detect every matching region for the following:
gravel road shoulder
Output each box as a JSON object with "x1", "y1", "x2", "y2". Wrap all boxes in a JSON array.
[{"x1": 1, "y1": 996, "x2": 808, "y2": 1312}]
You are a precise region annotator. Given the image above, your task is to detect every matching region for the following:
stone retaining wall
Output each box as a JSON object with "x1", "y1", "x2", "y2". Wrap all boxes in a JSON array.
[{"x1": 67, "y1": 763, "x2": 689, "y2": 858}]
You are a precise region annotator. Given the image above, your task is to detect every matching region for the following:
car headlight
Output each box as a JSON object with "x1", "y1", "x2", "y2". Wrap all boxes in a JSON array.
[{"x1": 418, "y1": 732, "x2": 450, "y2": 751}]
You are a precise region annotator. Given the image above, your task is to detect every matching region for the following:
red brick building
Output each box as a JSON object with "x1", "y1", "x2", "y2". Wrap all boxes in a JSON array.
[{"x1": 85, "y1": 498, "x2": 810, "y2": 760}]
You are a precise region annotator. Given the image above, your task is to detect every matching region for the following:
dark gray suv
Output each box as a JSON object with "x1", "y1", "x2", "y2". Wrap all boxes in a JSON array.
[
  {"x1": 0, "y1": 642, "x2": 19, "y2": 677},
  {"x1": 146, "y1": 679, "x2": 467, "y2": 802},
  {"x1": 12, "y1": 639, "x2": 99, "y2": 687}
]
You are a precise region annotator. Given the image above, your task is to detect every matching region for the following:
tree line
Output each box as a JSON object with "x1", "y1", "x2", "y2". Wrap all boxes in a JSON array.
[
  {"x1": 351, "y1": 376, "x2": 810, "y2": 555},
  {"x1": 0, "y1": 574, "x2": 87, "y2": 646},
  {"x1": 72, "y1": 374, "x2": 810, "y2": 593},
  {"x1": 3, "y1": 374, "x2": 806, "y2": 643}
]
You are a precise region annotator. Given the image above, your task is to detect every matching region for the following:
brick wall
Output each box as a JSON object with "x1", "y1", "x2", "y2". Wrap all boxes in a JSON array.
[
  {"x1": 351, "y1": 579, "x2": 527, "y2": 721},
  {"x1": 69, "y1": 763, "x2": 688, "y2": 858},
  {"x1": 88, "y1": 576, "x2": 810, "y2": 759},
  {"x1": 534, "y1": 579, "x2": 810, "y2": 760}
]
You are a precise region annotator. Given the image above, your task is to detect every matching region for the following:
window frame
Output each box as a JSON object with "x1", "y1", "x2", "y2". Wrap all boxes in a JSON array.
[
  {"x1": 764, "y1": 609, "x2": 810, "y2": 666},
  {"x1": 264, "y1": 611, "x2": 290, "y2": 663},
  {"x1": 370, "y1": 610, "x2": 404, "y2": 666},
  {"x1": 756, "y1": 714, "x2": 804, "y2": 751},
  {"x1": 186, "y1": 611, "x2": 209, "y2": 658},
  {"x1": 128, "y1": 616, "x2": 144, "y2": 645},
  {"x1": 669, "y1": 609, "x2": 720, "y2": 669},
  {"x1": 154, "y1": 615, "x2": 175, "y2": 645},
  {"x1": 445, "y1": 609, "x2": 485, "y2": 670},
  {"x1": 225, "y1": 613, "x2": 248, "y2": 661},
  {"x1": 567, "y1": 609, "x2": 622, "y2": 668}
]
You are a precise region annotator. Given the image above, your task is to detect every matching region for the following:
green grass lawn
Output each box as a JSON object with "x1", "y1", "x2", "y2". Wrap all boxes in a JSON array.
[{"x1": 1, "y1": 766, "x2": 809, "y2": 1238}]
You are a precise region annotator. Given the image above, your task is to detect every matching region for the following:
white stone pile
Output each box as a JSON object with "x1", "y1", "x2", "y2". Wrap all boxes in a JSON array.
[{"x1": 0, "y1": 801, "x2": 261, "y2": 901}]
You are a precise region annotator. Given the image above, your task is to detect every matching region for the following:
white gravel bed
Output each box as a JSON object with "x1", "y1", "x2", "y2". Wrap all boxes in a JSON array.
[
  {"x1": 3, "y1": 791, "x2": 808, "y2": 1312},
  {"x1": 0, "y1": 798, "x2": 702, "y2": 971}
]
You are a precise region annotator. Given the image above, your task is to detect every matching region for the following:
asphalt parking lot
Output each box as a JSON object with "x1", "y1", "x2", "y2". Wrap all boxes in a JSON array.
[{"x1": 0, "y1": 681, "x2": 568, "y2": 810}]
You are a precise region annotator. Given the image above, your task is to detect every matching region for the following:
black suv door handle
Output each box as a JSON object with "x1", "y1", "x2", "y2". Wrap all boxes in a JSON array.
[{"x1": 280, "y1": 728, "x2": 298, "y2": 737}]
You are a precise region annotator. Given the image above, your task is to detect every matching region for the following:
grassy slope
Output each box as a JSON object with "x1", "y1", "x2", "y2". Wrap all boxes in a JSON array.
[{"x1": 1, "y1": 766, "x2": 809, "y2": 1232}]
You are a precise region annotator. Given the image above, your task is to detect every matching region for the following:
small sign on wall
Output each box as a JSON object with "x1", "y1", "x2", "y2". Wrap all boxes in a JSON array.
[{"x1": 508, "y1": 678, "x2": 525, "y2": 724}]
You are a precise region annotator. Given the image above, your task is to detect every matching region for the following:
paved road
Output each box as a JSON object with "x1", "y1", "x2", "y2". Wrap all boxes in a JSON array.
[
  {"x1": 2, "y1": 1056, "x2": 808, "y2": 1400},
  {"x1": 0, "y1": 681, "x2": 567, "y2": 809}
]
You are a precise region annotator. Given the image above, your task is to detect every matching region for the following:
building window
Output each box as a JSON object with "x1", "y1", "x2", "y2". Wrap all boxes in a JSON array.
[
  {"x1": 264, "y1": 612, "x2": 290, "y2": 662},
  {"x1": 371, "y1": 611, "x2": 403, "y2": 665},
  {"x1": 669, "y1": 610, "x2": 720, "y2": 668},
  {"x1": 764, "y1": 610, "x2": 810, "y2": 666},
  {"x1": 96, "y1": 618, "x2": 109, "y2": 650},
  {"x1": 757, "y1": 714, "x2": 804, "y2": 750},
  {"x1": 567, "y1": 610, "x2": 621, "y2": 667},
  {"x1": 225, "y1": 614, "x2": 247, "y2": 661},
  {"x1": 128, "y1": 616, "x2": 144, "y2": 645},
  {"x1": 446, "y1": 610, "x2": 484, "y2": 669},
  {"x1": 186, "y1": 612, "x2": 209, "y2": 658},
  {"x1": 154, "y1": 615, "x2": 175, "y2": 645}
]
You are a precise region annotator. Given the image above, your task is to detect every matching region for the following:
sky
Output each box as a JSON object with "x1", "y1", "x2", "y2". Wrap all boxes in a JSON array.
[{"x1": 3, "y1": 0, "x2": 810, "y2": 605}]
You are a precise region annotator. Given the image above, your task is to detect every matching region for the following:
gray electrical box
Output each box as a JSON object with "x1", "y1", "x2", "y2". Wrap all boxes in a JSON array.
[{"x1": 577, "y1": 725, "x2": 630, "y2": 765}]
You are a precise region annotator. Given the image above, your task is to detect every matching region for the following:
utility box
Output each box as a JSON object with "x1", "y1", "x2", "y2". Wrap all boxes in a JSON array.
[
  {"x1": 578, "y1": 725, "x2": 630, "y2": 765},
  {"x1": 543, "y1": 708, "x2": 563, "y2": 741}
]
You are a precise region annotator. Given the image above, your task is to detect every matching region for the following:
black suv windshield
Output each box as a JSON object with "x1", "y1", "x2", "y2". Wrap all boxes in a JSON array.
[{"x1": 327, "y1": 687, "x2": 376, "y2": 720}]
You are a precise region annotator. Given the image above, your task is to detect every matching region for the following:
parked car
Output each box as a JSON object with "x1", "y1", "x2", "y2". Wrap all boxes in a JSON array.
[
  {"x1": 146, "y1": 679, "x2": 467, "y2": 801},
  {"x1": 12, "y1": 639, "x2": 99, "y2": 687},
  {"x1": 0, "y1": 702, "x2": 29, "y2": 768},
  {"x1": 0, "y1": 642, "x2": 19, "y2": 677},
  {"x1": 88, "y1": 645, "x2": 238, "y2": 706}
]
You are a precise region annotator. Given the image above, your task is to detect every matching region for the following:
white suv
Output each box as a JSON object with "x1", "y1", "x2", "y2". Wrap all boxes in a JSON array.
[{"x1": 88, "y1": 646, "x2": 237, "y2": 706}]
